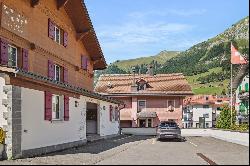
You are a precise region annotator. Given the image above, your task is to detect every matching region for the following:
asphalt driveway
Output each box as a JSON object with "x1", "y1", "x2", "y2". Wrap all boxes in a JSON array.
[{"x1": 0, "y1": 135, "x2": 249, "y2": 165}]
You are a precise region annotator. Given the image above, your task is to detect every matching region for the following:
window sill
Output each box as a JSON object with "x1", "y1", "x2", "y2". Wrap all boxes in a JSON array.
[{"x1": 51, "y1": 119, "x2": 64, "y2": 123}]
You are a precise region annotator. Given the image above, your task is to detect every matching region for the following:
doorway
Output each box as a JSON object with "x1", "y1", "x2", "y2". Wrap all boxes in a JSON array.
[{"x1": 86, "y1": 102, "x2": 99, "y2": 135}]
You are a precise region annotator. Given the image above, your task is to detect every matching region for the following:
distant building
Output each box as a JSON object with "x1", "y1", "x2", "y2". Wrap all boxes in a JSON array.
[
  {"x1": 232, "y1": 64, "x2": 249, "y2": 125},
  {"x1": 183, "y1": 95, "x2": 230, "y2": 128},
  {"x1": 235, "y1": 75, "x2": 249, "y2": 124},
  {"x1": 95, "y1": 66, "x2": 193, "y2": 128}
]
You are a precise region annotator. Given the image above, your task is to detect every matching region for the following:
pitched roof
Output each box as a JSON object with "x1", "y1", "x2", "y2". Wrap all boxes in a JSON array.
[
  {"x1": 184, "y1": 95, "x2": 230, "y2": 106},
  {"x1": 95, "y1": 73, "x2": 193, "y2": 96}
]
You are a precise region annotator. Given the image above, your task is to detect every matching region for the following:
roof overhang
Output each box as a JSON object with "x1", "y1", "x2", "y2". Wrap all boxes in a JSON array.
[{"x1": 63, "y1": 0, "x2": 107, "y2": 70}]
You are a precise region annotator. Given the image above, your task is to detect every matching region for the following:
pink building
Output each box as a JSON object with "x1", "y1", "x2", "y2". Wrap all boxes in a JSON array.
[{"x1": 95, "y1": 69, "x2": 193, "y2": 128}]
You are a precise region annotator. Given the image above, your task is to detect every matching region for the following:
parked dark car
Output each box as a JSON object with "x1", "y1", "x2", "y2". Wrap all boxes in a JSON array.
[{"x1": 156, "y1": 121, "x2": 181, "y2": 140}]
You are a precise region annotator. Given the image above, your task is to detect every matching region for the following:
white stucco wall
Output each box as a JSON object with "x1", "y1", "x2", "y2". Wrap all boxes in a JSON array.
[
  {"x1": 0, "y1": 77, "x2": 7, "y2": 128},
  {"x1": 21, "y1": 87, "x2": 119, "y2": 151},
  {"x1": 99, "y1": 101, "x2": 119, "y2": 137},
  {"x1": 21, "y1": 87, "x2": 86, "y2": 151},
  {"x1": 192, "y1": 105, "x2": 213, "y2": 127}
]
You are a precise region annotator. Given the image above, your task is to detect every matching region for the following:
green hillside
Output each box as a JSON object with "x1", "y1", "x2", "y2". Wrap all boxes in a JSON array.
[
  {"x1": 95, "y1": 16, "x2": 249, "y2": 95},
  {"x1": 112, "y1": 51, "x2": 181, "y2": 72}
]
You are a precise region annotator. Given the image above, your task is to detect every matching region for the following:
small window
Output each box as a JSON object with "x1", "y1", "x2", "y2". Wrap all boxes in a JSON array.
[
  {"x1": 52, "y1": 95, "x2": 63, "y2": 120},
  {"x1": 167, "y1": 100, "x2": 175, "y2": 111},
  {"x1": 203, "y1": 105, "x2": 209, "y2": 109},
  {"x1": 8, "y1": 45, "x2": 17, "y2": 67},
  {"x1": 138, "y1": 100, "x2": 146, "y2": 112},
  {"x1": 54, "y1": 64, "x2": 61, "y2": 82},
  {"x1": 54, "y1": 26, "x2": 61, "y2": 44},
  {"x1": 139, "y1": 101, "x2": 146, "y2": 107},
  {"x1": 203, "y1": 113, "x2": 209, "y2": 118}
]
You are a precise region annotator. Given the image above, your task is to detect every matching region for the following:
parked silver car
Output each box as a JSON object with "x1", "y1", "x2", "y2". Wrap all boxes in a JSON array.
[{"x1": 156, "y1": 121, "x2": 181, "y2": 140}]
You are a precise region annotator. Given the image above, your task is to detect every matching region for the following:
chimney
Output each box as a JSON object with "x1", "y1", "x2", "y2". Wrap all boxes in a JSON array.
[
  {"x1": 146, "y1": 64, "x2": 154, "y2": 76},
  {"x1": 131, "y1": 67, "x2": 138, "y2": 92}
]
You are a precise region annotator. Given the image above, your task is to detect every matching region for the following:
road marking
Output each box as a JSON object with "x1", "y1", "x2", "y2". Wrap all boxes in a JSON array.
[
  {"x1": 113, "y1": 135, "x2": 133, "y2": 142},
  {"x1": 197, "y1": 153, "x2": 217, "y2": 165},
  {"x1": 189, "y1": 141, "x2": 198, "y2": 147}
]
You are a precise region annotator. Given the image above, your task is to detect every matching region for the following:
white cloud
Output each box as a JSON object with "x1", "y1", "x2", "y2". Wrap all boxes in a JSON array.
[
  {"x1": 94, "y1": 9, "x2": 207, "y2": 63},
  {"x1": 128, "y1": 9, "x2": 207, "y2": 18},
  {"x1": 98, "y1": 22, "x2": 194, "y2": 44}
]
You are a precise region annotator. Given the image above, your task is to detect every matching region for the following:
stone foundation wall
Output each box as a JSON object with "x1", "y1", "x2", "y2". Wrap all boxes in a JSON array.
[{"x1": 1, "y1": 83, "x2": 22, "y2": 159}]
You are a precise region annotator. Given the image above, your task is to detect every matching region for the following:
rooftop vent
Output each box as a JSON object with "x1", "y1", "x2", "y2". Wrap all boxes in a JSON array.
[{"x1": 107, "y1": 82, "x2": 113, "y2": 89}]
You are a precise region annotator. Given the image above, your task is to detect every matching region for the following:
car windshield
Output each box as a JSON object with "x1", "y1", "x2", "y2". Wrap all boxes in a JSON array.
[{"x1": 159, "y1": 122, "x2": 177, "y2": 128}]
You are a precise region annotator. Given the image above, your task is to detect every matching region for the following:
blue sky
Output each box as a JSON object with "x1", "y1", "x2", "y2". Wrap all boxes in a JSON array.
[{"x1": 85, "y1": 0, "x2": 249, "y2": 64}]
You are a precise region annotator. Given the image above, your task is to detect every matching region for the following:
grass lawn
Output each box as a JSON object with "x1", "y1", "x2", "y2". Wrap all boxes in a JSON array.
[{"x1": 187, "y1": 67, "x2": 230, "y2": 95}]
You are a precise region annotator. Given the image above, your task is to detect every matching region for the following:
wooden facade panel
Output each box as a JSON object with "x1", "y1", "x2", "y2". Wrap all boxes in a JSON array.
[{"x1": 0, "y1": 0, "x2": 95, "y2": 91}]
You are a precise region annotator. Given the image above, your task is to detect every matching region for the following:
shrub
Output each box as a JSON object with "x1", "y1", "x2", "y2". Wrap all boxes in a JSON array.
[
  {"x1": 231, "y1": 124, "x2": 249, "y2": 132},
  {"x1": 0, "y1": 127, "x2": 5, "y2": 144},
  {"x1": 216, "y1": 105, "x2": 236, "y2": 129}
]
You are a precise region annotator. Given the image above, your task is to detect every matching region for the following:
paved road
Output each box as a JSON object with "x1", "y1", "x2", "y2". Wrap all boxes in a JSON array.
[{"x1": 0, "y1": 135, "x2": 249, "y2": 165}]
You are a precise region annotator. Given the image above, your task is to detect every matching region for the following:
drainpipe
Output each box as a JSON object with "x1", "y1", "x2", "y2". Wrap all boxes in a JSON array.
[{"x1": 118, "y1": 104, "x2": 125, "y2": 135}]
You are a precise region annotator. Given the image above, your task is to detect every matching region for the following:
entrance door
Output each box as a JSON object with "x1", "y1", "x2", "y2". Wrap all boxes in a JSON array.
[
  {"x1": 199, "y1": 117, "x2": 205, "y2": 128},
  {"x1": 139, "y1": 119, "x2": 146, "y2": 128},
  {"x1": 86, "y1": 102, "x2": 98, "y2": 134}
]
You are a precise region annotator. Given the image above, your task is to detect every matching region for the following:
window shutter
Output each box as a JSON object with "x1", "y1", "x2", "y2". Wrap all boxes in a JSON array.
[
  {"x1": 63, "y1": 67, "x2": 68, "y2": 83},
  {"x1": 245, "y1": 83, "x2": 249, "y2": 92},
  {"x1": 45, "y1": 91, "x2": 52, "y2": 121},
  {"x1": 0, "y1": 38, "x2": 9, "y2": 65},
  {"x1": 115, "y1": 106, "x2": 119, "y2": 121},
  {"x1": 48, "y1": 60, "x2": 55, "y2": 79},
  {"x1": 64, "y1": 96, "x2": 70, "y2": 121},
  {"x1": 81, "y1": 55, "x2": 88, "y2": 70},
  {"x1": 110, "y1": 105, "x2": 113, "y2": 122},
  {"x1": 48, "y1": 18, "x2": 55, "y2": 39},
  {"x1": 22, "y1": 49, "x2": 29, "y2": 71},
  {"x1": 63, "y1": 31, "x2": 68, "y2": 47}
]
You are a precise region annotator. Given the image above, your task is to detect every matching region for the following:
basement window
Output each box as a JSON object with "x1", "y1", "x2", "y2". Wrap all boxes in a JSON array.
[{"x1": 8, "y1": 45, "x2": 17, "y2": 67}]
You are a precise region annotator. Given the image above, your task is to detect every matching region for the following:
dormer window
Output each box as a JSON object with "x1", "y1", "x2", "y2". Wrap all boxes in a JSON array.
[
  {"x1": 136, "y1": 79, "x2": 149, "y2": 91},
  {"x1": 138, "y1": 84, "x2": 146, "y2": 91}
]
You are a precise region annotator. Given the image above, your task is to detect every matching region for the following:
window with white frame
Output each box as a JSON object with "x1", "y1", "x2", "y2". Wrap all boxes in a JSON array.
[
  {"x1": 138, "y1": 100, "x2": 146, "y2": 112},
  {"x1": 8, "y1": 45, "x2": 17, "y2": 67},
  {"x1": 203, "y1": 113, "x2": 209, "y2": 118},
  {"x1": 54, "y1": 25, "x2": 61, "y2": 44},
  {"x1": 167, "y1": 100, "x2": 175, "y2": 111},
  {"x1": 52, "y1": 95, "x2": 64, "y2": 120},
  {"x1": 54, "y1": 64, "x2": 61, "y2": 82}
]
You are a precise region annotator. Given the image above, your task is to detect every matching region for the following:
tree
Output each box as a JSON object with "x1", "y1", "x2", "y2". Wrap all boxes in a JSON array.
[{"x1": 216, "y1": 105, "x2": 236, "y2": 129}]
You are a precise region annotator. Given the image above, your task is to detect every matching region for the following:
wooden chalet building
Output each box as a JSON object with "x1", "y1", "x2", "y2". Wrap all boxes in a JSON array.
[{"x1": 0, "y1": 0, "x2": 121, "y2": 159}]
